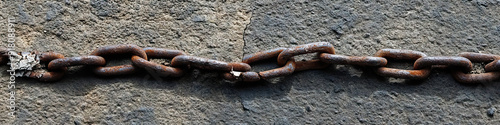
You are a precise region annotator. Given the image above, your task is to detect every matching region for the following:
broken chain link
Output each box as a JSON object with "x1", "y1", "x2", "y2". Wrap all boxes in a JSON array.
[{"x1": 2, "y1": 42, "x2": 500, "y2": 84}]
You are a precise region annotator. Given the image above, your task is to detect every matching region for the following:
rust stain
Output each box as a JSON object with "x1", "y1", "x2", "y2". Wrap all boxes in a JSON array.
[
  {"x1": 459, "y1": 52, "x2": 500, "y2": 62},
  {"x1": 48, "y1": 56, "x2": 106, "y2": 70},
  {"x1": 485, "y1": 59, "x2": 500, "y2": 72},
  {"x1": 376, "y1": 67, "x2": 431, "y2": 79},
  {"x1": 277, "y1": 42, "x2": 335, "y2": 66},
  {"x1": 374, "y1": 49, "x2": 426, "y2": 60},
  {"x1": 94, "y1": 65, "x2": 136, "y2": 76},
  {"x1": 91, "y1": 44, "x2": 147, "y2": 60},
  {"x1": 241, "y1": 72, "x2": 260, "y2": 82},
  {"x1": 144, "y1": 47, "x2": 186, "y2": 59},
  {"x1": 172, "y1": 55, "x2": 250, "y2": 72},
  {"x1": 242, "y1": 47, "x2": 286, "y2": 64},
  {"x1": 413, "y1": 56, "x2": 472, "y2": 72},
  {"x1": 452, "y1": 71, "x2": 500, "y2": 84},
  {"x1": 131, "y1": 55, "x2": 183, "y2": 77},
  {"x1": 90, "y1": 44, "x2": 147, "y2": 76},
  {"x1": 40, "y1": 52, "x2": 65, "y2": 62},
  {"x1": 259, "y1": 60, "x2": 295, "y2": 79},
  {"x1": 320, "y1": 53, "x2": 387, "y2": 66},
  {"x1": 294, "y1": 59, "x2": 329, "y2": 72}
]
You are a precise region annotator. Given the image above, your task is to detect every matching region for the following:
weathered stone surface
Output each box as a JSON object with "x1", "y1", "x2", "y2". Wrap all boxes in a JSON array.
[{"x1": 1, "y1": 0, "x2": 500, "y2": 124}]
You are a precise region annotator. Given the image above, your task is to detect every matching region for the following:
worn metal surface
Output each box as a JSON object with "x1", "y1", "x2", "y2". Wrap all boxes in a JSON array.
[
  {"x1": 454, "y1": 53, "x2": 500, "y2": 84},
  {"x1": 320, "y1": 53, "x2": 388, "y2": 66},
  {"x1": 374, "y1": 49, "x2": 427, "y2": 60},
  {"x1": 131, "y1": 48, "x2": 186, "y2": 77},
  {"x1": 4, "y1": 1, "x2": 500, "y2": 124},
  {"x1": 374, "y1": 49, "x2": 431, "y2": 79},
  {"x1": 414, "y1": 56, "x2": 473, "y2": 72},
  {"x1": 485, "y1": 60, "x2": 500, "y2": 72},
  {"x1": 131, "y1": 55, "x2": 183, "y2": 77},
  {"x1": 259, "y1": 60, "x2": 296, "y2": 79},
  {"x1": 94, "y1": 65, "x2": 136, "y2": 76},
  {"x1": 452, "y1": 71, "x2": 500, "y2": 84},
  {"x1": 376, "y1": 67, "x2": 432, "y2": 79},
  {"x1": 90, "y1": 44, "x2": 148, "y2": 60},
  {"x1": 240, "y1": 72, "x2": 261, "y2": 82},
  {"x1": 1, "y1": 42, "x2": 500, "y2": 83},
  {"x1": 458, "y1": 52, "x2": 500, "y2": 62},
  {"x1": 277, "y1": 42, "x2": 335, "y2": 66},
  {"x1": 242, "y1": 47, "x2": 286, "y2": 64},
  {"x1": 294, "y1": 60, "x2": 329, "y2": 72},
  {"x1": 90, "y1": 44, "x2": 148, "y2": 76},
  {"x1": 171, "y1": 55, "x2": 251, "y2": 72},
  {"x1": 28, "y1": 52, "x2": 67, "y2": 82},
  {"x1": 48, "y1": 56, "x2": 106, "y2": 70},
  {"x1": 143, "y1": 47, "x2": 186, "y2": 58}
]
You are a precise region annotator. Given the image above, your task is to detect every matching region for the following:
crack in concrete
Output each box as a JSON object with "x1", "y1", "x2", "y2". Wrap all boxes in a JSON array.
[
  {"x1": 242, "y1": 7, "x2": 255, "y2": 60},
  {"x1": 239, "y1": 6, "x2": 256, "y2": 111}
]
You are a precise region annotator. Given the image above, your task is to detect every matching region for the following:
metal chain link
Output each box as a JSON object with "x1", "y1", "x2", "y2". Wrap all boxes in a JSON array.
[
  {"x1": 29, "y1": 52, "x2": 67, "y2": 82},
  {"x1": 374, "y1": 49, "x2": 431, "y2": 79},
  {"x1": 2, "y1": 42, "x2": 500, "y2": 84}
]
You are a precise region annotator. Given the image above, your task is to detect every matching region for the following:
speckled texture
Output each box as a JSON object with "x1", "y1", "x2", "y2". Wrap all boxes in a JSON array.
[{"x1": 1, "y1": 0, "x2": 500, "y2": 124}]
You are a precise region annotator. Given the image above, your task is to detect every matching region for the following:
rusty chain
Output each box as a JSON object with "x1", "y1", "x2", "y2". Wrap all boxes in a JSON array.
[{"x1": 1, "y1": 42, "x2": 500, "y2": 84}]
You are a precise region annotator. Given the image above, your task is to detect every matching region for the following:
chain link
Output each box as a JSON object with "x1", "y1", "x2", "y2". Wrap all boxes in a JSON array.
[
  {"x1": 131, "y1": 48, "x2": 185, "y2": 77},
  {"x1": 452, "y1": 53, "x2": 500, "y2": 84},
  {"x1": 319, "y1": 54, "x2": 387, "y2": 66},
  {"x1": 90, "y1": 44, "x2": 147, "y2": 76},
  {"x1": 2, "y1": 42, "x2": 500, "y2": 84},
  {"x1": 29, "y1": 52, "x2": 67, "y2": 82},
  {"x1": 374, "y1": 49, "x2": 431, "y2": 79},
  {"x1": 224, "y1": 47, "x2": 290, "y2": 82},
  {"x1": 48, "y1": 56, "x2": 106, "y2": 70}
]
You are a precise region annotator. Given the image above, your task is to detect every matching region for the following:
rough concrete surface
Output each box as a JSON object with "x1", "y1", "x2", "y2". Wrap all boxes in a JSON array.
[{"x1": 1, "y1": 0, "x2": 500, "y2": 124}]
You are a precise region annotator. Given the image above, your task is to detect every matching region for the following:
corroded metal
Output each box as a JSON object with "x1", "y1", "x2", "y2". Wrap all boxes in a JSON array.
[
  {"x1": 48, "y1": 56, "x2": 106, "y2": 70},
  {"x1": 452, "y1": 71, "x2": 500, "y2": 84},
  {"x1": 29, "y1": 71, "x2": 66, "y2": 82},
  {"x1": 223, "y1": 71, "x2": 261, "y2": 82},
  {"x1": 242, "y1": 47, "x2": 286, "y2": 64},
  {"x1": 455, "y1": 53, "x2": 500, "y2": 84},
  {"x1": 226, "y1": 47, "x2": 304, "y2": 82},
  {"x1": 131, "y1": 55, "x2": 183, "y2": 77},
  {"x1": 277, "y1": 42, "x2": 335, "y2": 66},
  {"x1": 376, "y1": 67, "x2": 431, "y2": 79},
  {"x1": 414, "y1": 56, "x2": 473, "y2": 72},
  {"x1": 94, "y1": 65, "x2": 136, "y2": 76},
  {"x1": 241, "y1": 72, "x2": 261, "y2": 82},
  {"x1": 40, "y1": 52, "x2": 65, "y2": 62},
  {"x1": 259, "y1": 60, "x2": 296, "y2": 79},
  {"x1": 294, "y1": 60, "x2": 329, "y2": 72},
  {"x1": 29, "y1": 52, "x2": 67, "y2": 82},
  {"x1": 91, "y1": 44, "x2": 148, "y2": 60},
  {"x1": 0, "y1": 43, "x2": 499, "y2": 84},
  {"x1": 171, "y1": 55, "x2": 251, "y2": 72},
  {"x1": 459, "y1": 52, "x2": 500, "y2": 62},
  {"x1": 319, "y1": 53, "x2": 387, "y2": 66},
  {"x1": 374, "y1": 49, "x2": 426, "y2": 60},
  {"x1": 131, "y1": 48, "x2": 187, "y2": 77},
  {"x1": 91, "y1": 44, "x2": 147, "y2": 76},
  {"x1": 485, "y1": 59, "x2": 500, "y2": 72},
  {"x1": 143, "y1": 47, "x2": 186, "y2": 58},
  {"x1": 374, "y1": 49, "x2": 431, "y2": 79}
]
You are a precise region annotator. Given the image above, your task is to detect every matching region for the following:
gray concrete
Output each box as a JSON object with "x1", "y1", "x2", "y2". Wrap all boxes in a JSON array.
[{"x1": 1, "y1": 0, "x2": 500, "y2": 124}]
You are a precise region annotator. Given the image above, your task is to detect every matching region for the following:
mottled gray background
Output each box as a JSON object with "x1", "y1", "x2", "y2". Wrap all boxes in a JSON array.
[{"x1": 1, "y1": 0, "x2": 500, "y2": 124}]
